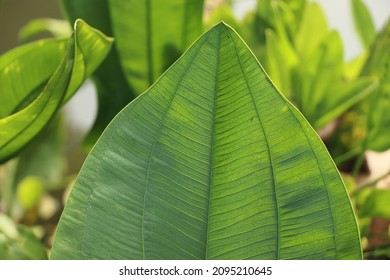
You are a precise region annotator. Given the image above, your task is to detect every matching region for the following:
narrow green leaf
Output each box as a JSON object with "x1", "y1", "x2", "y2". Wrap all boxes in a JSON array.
[
  {"x1": 351, "y1": 0, "x2": 376, "y2": 49},
  {"x1": 344, "y1": 53, "x2": 368, "y2": 81},
  {"x1": 109, "y1": 0, "x2": 204, "y2": 94},
  {"x1": 295, "y1": 3, "x2": 328, "y2": 57},
  {"x1": 18, "y1": 18, "x2": 71, "y2": 42},
  {"x1": 0, "y1": 20, "x2": 113, "y2": 162},
  {"x1": 314, "y1": 77, "x2": 378, "y2": 129},
  {"x1": 292, "y1": 31, "x2": 344, "y2": 127},
  {"x1": 51, "y1": 23, "x2": 361, "y2": 260},
  {"x1": 61, "y1": 0, "x2": 137, "y2": 148},
  {"x1": 325, "y1": 20, "x2": 390, "y2": 161},
  {"x1": 358, "y1": 19, "x2": 390, "y2": 152},
  {"x1": 265, "y1": 29, "x2": 291, "y2": 96}
]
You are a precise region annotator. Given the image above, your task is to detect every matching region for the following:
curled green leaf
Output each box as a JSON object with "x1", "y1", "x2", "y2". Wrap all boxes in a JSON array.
[{"x1": 0, "y1": 19, "x2": 113, "y2": 163}]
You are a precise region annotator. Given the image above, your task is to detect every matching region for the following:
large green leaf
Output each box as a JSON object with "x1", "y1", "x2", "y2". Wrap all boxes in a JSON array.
[
  {"x1": 109, "y1": 0, "x2": 204, "y2": 94},
  {"x1": 51, "y1": 23, "x2": 361, "y2": 260},
  {"x1": 0, "y1": 19, "x2": 112, "y2": 162}
]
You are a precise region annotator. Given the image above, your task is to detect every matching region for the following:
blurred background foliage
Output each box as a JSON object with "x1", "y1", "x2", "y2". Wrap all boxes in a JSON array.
[{"x1": 0, "y1": 0, "x2": 389, "y2": 259}]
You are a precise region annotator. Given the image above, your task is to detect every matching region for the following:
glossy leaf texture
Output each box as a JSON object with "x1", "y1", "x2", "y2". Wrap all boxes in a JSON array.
[
  {"x1": 109, "y1": 0, "x2": 204, "y2": 94},
  {"x1": 51, "y1": 23, "x2": 361, "y2": 260},
  {"x1": 0, "y1": 19, "x2": 113, "y2": 162}
]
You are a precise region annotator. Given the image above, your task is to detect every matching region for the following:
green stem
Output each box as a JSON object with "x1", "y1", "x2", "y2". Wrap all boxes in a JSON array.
[
  {"x1": 364, "y1": 243, "x2": 390, "y2": 253},
  {"x1": 352, "y1": 86, "x2": 381, "y2": 177},
  {"x1": 352, "y1": 152, "x2": 366, "y2": 177},
  {"x1": 334, "y1": 147, "x2": 360, "y2": 165},
  {"x1": 351, "y1": 169, "x2": 390, "y2": 197}
]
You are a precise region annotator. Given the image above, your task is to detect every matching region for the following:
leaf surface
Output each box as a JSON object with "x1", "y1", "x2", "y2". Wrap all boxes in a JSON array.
[
  {"x1": 51, "y1": 23, "x2": 361, "y2": 260},
  {"x1": 0, "y1": 20, "x2": 112, "y2": 162}
]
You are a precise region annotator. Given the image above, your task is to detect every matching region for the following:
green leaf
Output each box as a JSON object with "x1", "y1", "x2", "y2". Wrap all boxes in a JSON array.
[
  {"x1": 0, "y1": 20, "x2": 113, "y2": 162},
  {"x1": 109, "y1": 0, "x2": 204, "y2": 95},
  {"x1": 292, "y1": 31, "x2": 343, "y2": 125},
  {"x1": 18, "y1": 18, "x2": 71, "y2": 42},
  {"x1": 265, "y1": 29, "x2": 291, "y2": 96},
  {"x1": 0, "y1": 213, "x2": 47, "y2": 260},
  {"x1": 351, "y1": 0, "x2": 376, "y2": 49},
  {"x1": 60, "y1": 0, "x2": 137, "y2": 148},
  {"x1": 51, "y1": 23, "x2": 361, "y2": 260},
  {"x1": 295, "y1": 3, "x2": 328, "y2": 57},
  {"x1": 0, "y1": 39, "x2": 67, "y2": 119},
  {"x1": 361, "y1": 189, "x2": 390, "y2": 219},
  {"x1": 11, "y1": 116, "x2": 67, "y2": 192},
  {"x1": 355, "y1": 19, "x2": 390, "y2": 152},
  {"x1": 314, "y1": 77, "x2": 378, "y2": 129},
  {"x1": 325, "y1": 20, "x2": 390, "y2": 161},
  {"x1": 344, "y1": 53, "x2": 368, "y2": 81},
  {"x1": 363, "y1": 20, "x2": 390, "y2": 152}
]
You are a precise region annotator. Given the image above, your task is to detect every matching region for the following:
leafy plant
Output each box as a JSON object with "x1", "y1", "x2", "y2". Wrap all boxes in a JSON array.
[
  {"x1": 1, "y1": 0, "x2": 389, "y2": 260},
  {"x1": 51, "y1": 23, "x2": 361, "y2": 260}
]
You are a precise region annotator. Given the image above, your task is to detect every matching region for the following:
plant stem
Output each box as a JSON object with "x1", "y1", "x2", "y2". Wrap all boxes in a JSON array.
[
  {"x1": 334, "y1": 148, "x2": 360, "y2": 165},
  {"x1": 351, "y1": 169, "x2": 390, "y2": 197},
  {"x1": 364, "y1": 243, "x2": 390, "y2": 253}
]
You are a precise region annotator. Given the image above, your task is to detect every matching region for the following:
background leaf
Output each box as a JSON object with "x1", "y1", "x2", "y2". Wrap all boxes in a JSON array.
[
  {"x1": 109, "y1": 0, "x2": 205, "y2": 94},
  {"x1": 295, "y1": 3, "x2": 328, "y2": 57},
  {"x1": 0, "y1": 20, "x2": 112, "y2": 162},
  {"x1": 361, "y1": 189, "x2": 390, "y2": 219},
  {"x1": 0, "y1": 213, "x2": 47, "y2": 260},
  {"x1": 352, "y1": 0, "x2": 376, "y2": 50},
  {"x1": 51, "y1": 23, "x2": 361, "y2": 260},
  {"x1": 60, "y1": 0, "x2": 137, "y2": 148},
  {"x1": 18, "y1": 18, "x2": 71, "y2": 42}
]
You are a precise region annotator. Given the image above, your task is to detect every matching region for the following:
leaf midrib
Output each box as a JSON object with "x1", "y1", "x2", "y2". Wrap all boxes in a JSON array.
[
  {"x1": 204, "y1": 26, "x2": 221, "y2": 260},
  {"x1": 226, "y1": 27, "x2": 281, "y2": 259},
  {"x1": 141, "y1": 33, "x2": 211, "y2": 259}
]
